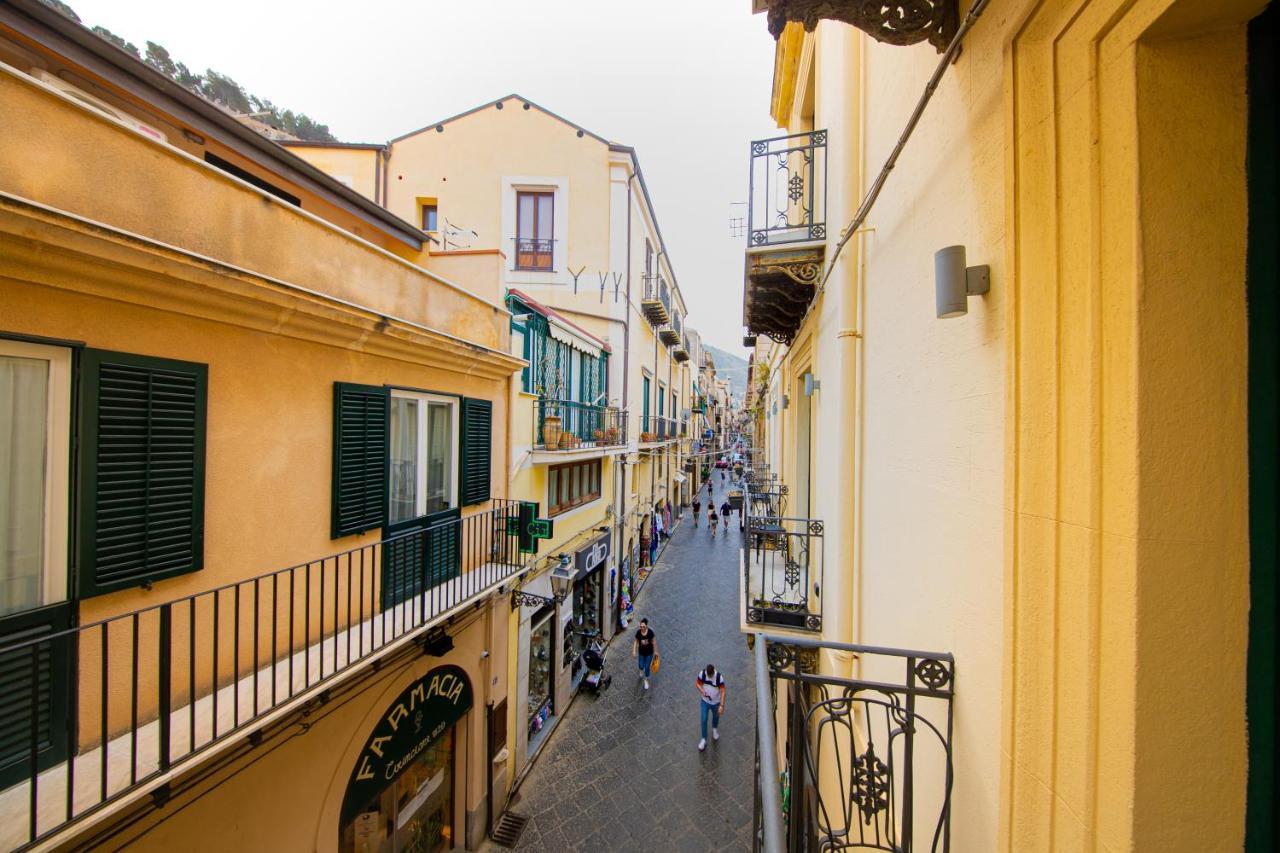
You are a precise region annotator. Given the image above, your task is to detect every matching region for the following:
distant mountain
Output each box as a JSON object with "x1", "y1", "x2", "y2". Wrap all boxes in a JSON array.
[{"x1": 703, "y1": 344, "x2": 749, "y2": 402}]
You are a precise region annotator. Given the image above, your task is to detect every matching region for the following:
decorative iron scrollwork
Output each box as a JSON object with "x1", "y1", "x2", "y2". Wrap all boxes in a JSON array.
[
  {"x1": 764, "y1": 0, "x2": 959, "y2": 53},
  {"x1": 510, "y1": 590, "x2": 556, "y2": 610},
  {"x1": 851, "y1": 744, "x2": 891, "y2": 822},
  {"x1": 808, "y1": 520, "x2": 825, "y2": 535},
  {"x1": 914, "y1": 657, "x2": 952, "y2": 690},
  {"x1": 784, "y1": 559, "x2": 801, "y2": 587}
]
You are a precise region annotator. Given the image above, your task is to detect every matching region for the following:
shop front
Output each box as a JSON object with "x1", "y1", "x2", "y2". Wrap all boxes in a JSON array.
[
  {"x1": 566, "y1": 531, "x2": 610, "y2": 690},
  {"x1": 339, "y1": 666, "x2": 472, "y2": 853}
]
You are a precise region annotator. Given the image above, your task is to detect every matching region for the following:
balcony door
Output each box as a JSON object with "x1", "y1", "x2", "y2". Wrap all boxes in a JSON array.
[
  {"x1": 515, "y1": 191, "x2": 554, "y2": 271},
  {"x1": 0, "y1": 338, "x2": 73, "y2": 786},
  {"x1": 383, "y1": 390, "x2": 460, "y2": 608}
]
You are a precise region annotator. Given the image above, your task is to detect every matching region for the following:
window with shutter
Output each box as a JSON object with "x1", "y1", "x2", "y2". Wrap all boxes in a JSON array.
[
  {"x1": 77, "y1": 350, "x2": 207, "y2": 597},
  {"x1": 459, "y1": 397, "x2": 492, "y2": 506},
  {"x1": 0, "y1": 603, "x2": 71, "y2": 788},
  {"x1": 331, "y1": 383, "x2": 389, "y2": 539}
]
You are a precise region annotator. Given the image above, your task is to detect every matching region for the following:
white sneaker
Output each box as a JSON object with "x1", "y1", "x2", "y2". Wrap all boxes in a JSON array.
[
  {"x1": 698, "y1": 738, "x2": 706, "y2": 751},
  {"x1": 713, "y1": 728, "x2": 720, "y2": 741},
  {"x1": 643, "y1": 678, "x2": 649, "y2": 690}
]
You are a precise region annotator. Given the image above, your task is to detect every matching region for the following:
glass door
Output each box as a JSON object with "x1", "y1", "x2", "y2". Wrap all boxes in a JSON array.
[{"x1": 341, "y1": 727, "x2": 455, "y2": 853}]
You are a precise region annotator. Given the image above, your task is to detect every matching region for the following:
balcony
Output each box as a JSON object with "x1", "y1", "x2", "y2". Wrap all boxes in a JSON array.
[
  {"x1": 638, "y1": 416, "x2": 679, "y2": 444},
  {"x1": 512, "y1": 237, "x2": 555, "y2": 271},
  {"x1": 640, "y1": 275, "x2": 671, "y2": 326},
  {"x1": 751, "y1": 633, "x2": 955, "y2": 853},
  {"x1": 534, "y1": 400, "x2": 627, "y2": 451},
  {"x1": 743, "y1": 129, "x2": 827, "y2": 347},
  {"x1": 0, "y1": 502, "x2": 524, "y2": 850},
  {"x1": 743, "y1": 513, "x2": 821, "y2": 632},
  {"x1": 658, "y1": 325, "x2": 681, "y2": 347},
  {"x1": 672, "y1": 335, "x2": 690, "y2": 362}
]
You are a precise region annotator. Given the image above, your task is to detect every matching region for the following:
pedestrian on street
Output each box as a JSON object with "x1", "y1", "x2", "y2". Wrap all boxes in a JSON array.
[
  {"x1": 708, "y1": 506, "x2": 719, "y2": 538},
  {"x1": 720, "y1": 499, "x2": 732, "y2": 528},
  {"x1": 692, "y1": 496, "x2": 701, "y2": 527},
  {"x1": 696, "y1": 664, "x2": 727, "y2": 751},
  {"x1": 632, "y1": 618, "x2": 658, "y2": 690}
]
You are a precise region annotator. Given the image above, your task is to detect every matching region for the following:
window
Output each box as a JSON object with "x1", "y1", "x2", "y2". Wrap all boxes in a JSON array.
[
  {"x1": 642, "y1": 376, "x2": 650, "y2": 432},
  {"x1": 0, "y1": 339, "x2": 71, "y2": 616},
  {"x1": 421, "y1": 204, "x2": 438, "y2": 232},
  {"x1": 548, "y1": 460, "x2": 602, "y2": 516},
  {"x1": 389, "y1": 390, "x2": 458, "y2": 523},
  {"x1": 515, "y1": 191, "x2": 554, "y2": 270}
]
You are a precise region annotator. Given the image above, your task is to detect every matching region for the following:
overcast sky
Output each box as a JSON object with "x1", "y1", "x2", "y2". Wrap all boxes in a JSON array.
[{"x1": 66, "y1": 0, "x2": 778, "y2": 354}]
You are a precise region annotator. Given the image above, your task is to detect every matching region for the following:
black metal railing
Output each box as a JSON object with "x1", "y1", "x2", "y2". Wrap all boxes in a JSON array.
[
  {"x1": 743, "y1": 514, "x2": 821, "y2": 632},
  {"x1": 534, "y1": 400, "x2": 626, "y2": 450},
  {"x1": 0, "y1": 501, "x2": 523, "y2": 850},
  {"x1": 639, "y1": 416, "x2": 678, "y2": 443},
  {"x1": 748, "y1": 129, "x2": 828, "y2": 248},
  {"x1": 752, "y1": 633, "x2": 955, "y2": 852},
  {"x1": 512, "y1": 237, "x2": 555, "y2": 271}
]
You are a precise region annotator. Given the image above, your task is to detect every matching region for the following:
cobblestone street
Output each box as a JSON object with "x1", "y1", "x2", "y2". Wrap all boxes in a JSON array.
[{"x1": 498, "y1": 479, "x2": 754, "y2": 852}]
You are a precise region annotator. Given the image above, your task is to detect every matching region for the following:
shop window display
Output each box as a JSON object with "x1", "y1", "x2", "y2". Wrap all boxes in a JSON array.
[
  {"x1": 569, "y1": 570, "x2": 602, "y2": 683},
  {"x1": 340, "y1": 729, "x2": 454, "y2": 853},
  {"x1": 527, "y1": 608, "x2": 554, "y2": 737}
]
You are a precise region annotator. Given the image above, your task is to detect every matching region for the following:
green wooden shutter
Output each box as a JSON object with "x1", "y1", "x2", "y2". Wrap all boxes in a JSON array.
[
  {"x1": 78, "y1": 349, "x2": 208, "y2": 597},
  {"x1": 331, "y1": 383, "x2": 389, "y2": 538},
  {"x1": 0, "y1": 604, "x2": 72, "y2": 787},
  {"x1": 382, "y1": 508, "x2": 460, "y2": 609},
  {"x1": 459, "y1": 397, "x2": 492, "y2": 506}
]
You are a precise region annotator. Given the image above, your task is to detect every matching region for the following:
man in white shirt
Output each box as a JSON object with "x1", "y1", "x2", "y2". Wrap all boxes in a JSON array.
[{"x1": 695, "y1": 664, "x2": 726, "y2": 751}]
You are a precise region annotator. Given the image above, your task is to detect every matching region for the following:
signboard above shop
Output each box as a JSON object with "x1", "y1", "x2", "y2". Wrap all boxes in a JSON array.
[{"x1": 574, "y1": 531, "x2": 611, "y2": 579}]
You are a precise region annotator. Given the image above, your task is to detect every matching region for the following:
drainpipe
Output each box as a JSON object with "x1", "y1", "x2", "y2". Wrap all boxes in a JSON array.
[
  {"x1": 621, "y1": 173, "x2": 636, "y2": 577},
  {"x1": 827, "y1": 27, "x2": 863, "y2": 675}
]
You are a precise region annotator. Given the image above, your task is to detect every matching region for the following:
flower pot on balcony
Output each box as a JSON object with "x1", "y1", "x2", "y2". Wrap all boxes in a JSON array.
[
  {"x1": 605, "y1": 427, "x2": 620, "y2": 443},
  {"x1": 559, "y1": 431, "x2": 575, "y2": 449},
  {"x1": 593, "y1": 429, "x2": 605, "y2": 443},
  {"x1": 543, "y1": 414, "x2": 562, "y2": 448}
]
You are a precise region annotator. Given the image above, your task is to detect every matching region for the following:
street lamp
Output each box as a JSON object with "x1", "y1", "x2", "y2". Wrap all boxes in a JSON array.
[{"x1": 511, "y1": 553, "x2": 576, "y2": 610}]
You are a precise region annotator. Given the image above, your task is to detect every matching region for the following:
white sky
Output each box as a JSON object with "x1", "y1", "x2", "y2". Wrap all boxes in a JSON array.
[{"x1": 66, "y1": 0, "x2": 778, "y2": 354}]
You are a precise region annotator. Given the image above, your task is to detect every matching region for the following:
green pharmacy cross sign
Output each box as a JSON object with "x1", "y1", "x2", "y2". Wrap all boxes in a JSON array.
[{"x1": 506, "y1": 502, "x2": 555, "y2": 553}]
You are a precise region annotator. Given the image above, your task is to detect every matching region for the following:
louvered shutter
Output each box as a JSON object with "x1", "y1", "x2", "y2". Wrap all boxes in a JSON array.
[
  {"x1": 381, "y1": 508, "x2": 460, "y2": 608},
  {"x1": 459, "y1": 397, "x2": 492, "y2": 506},
  {"x1": 331, "y1": 383, "x2": 388, "y2": 538},
  {"x1": 0, "y1": 604, "x2": 71, "y2": 788},
  {"x1": 77, "y1": 350, "x2": 207, "y2": 597}
]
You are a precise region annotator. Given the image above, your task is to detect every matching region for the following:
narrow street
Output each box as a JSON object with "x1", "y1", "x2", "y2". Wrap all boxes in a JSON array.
[{"x1": 499, "y1": 479, "x2": 755, "y2": 852}]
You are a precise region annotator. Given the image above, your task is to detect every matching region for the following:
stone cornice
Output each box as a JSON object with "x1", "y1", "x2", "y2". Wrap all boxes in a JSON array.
[{"x1": 0, "y1": 193, "x2": 526, "y2": 380}]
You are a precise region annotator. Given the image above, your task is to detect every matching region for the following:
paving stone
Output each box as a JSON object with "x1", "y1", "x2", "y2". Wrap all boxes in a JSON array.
[{"x1": 488, "y1": 486, "x2": 755, "y2": 851}]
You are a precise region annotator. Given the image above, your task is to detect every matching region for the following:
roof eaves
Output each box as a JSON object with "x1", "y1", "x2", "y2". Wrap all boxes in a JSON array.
[
  {"x1": 389, "y1": 93, "x2": 612, "y2": 146},
  {"x1": 1, "y1": 0, "x2": 424, "y2": 249}
]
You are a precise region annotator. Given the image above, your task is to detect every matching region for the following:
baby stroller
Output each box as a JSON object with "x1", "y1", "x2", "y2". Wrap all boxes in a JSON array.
[{"x1": 580, "y1": 631, "x2": 612, "y2": 696}]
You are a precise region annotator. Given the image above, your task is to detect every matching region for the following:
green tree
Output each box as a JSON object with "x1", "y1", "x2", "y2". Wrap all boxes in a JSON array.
[
  {"x1": 91, "y1": 26, "x2": 140, "y2": 58},
  {"x1": 144, "y1": 41, "x2": 177, "y2": 78},
  {"x1": 200, "y1": 70, "x2": 251, "y2": 113}
]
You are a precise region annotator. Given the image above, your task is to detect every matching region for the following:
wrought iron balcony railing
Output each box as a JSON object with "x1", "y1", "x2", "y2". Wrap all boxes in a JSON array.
[
  {"x1": 748, "y1": 130, "x2": 827, "y2": 248},
  {"x1": 512, "y1": 237, "x2": 555, "y2": 271},
  {"x1": 534, "y1": 400, "x2": 627, "y2": 450},
  {"x1": 0, "y1": 501, "x2": 523, "y2": 850},
  {"x1": 639, "y1": 415, "x2": 679, "y2": 443},
  {"x1": 640, "y1": 275, "x2": 671, "y2": 326},
  {"x1": 752, "y1": 633, "x2": 955, "y2": 853},
  {"x1": 743, "y1": 514, "x2": 820, "y2": 632}
]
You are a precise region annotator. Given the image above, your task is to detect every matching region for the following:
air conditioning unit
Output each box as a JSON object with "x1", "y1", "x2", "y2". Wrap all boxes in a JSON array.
[{"x1": 33, "y1": 69, "x2": 168, "y2": 143}]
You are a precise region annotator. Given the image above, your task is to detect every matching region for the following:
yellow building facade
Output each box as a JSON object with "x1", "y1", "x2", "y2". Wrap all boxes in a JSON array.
[
  {"x1": 744, "y1": 0, "x2": 1272, "y2": 850},
  {"x1": 0, "y1": 2, "x2": 531, "y2": 850},
  {"x1": 288, "y1": 96, "x2": 700, "y2": 796}
]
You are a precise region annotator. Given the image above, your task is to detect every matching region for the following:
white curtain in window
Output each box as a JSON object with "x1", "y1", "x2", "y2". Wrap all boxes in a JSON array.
[
  {"x1": 425, "y1": 402, "x2": 452, "y2": 514},
  {"x1": 0, "y1": 355, "x2": 48, "y2": 617},
  {"x1": 389, "y1": 397, "x2": 418, "y2": 524}
]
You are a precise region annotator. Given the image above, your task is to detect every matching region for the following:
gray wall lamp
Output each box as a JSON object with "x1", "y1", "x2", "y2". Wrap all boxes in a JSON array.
[{"x1": 935, "y1": 245, "x2": 990, "y2": 318}]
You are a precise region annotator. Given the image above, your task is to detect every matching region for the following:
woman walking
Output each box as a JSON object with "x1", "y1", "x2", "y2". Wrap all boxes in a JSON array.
[
  {"x1": 708, "y1": 505, "x2": 720, "y2": 538},
  {"x1": 632, "y1": 618, "x2": 658, "y2": 690}
]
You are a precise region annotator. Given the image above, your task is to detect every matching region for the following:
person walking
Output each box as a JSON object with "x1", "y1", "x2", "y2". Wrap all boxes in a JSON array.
[
  {"x1": 720, "y1": 499, "x2": 732, "y2": 532},
  {"x1": 632, "y1": 618, "x2": 658, "y2": 690},
  {"x1": 708, "y1": 505, "x2": 719, "y2": 538},
  {"x1": 695, "y1": 664, "x2": 727, "y2": 751},
  {"x1": 692, "y1": 495, "x2": 701, "y2": 527}
]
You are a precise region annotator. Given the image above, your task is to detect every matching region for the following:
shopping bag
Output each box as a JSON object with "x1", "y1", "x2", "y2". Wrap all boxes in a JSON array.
[{"x1": 651, "y1": 653, "x2": 661, "y2": 674}]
